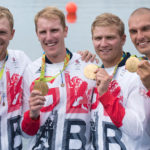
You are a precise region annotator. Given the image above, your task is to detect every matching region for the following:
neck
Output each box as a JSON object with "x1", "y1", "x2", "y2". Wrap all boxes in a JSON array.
[
  {"x1": 46, "y1": 49, "x2": 66, "y2": 63},
  {"x1": 103, "y1": 51, "x2": 124, "y2": 68}
]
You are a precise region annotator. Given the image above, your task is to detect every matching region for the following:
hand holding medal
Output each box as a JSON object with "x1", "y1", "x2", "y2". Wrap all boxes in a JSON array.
[{"x1": 84, "y1": 64, "x2": 98, "y2": 80}]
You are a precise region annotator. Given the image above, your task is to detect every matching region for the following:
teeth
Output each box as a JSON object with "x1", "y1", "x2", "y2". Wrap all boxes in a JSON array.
[
  {"x1": 139, "y1": 42, "x2": 146, "y2": 45},
  {"x1": 47, "y1": 43, "x2": 55, "y2": 46},
  {"x1": 45, "y1": 42, "x2": 56, "y2": 47},
  {"x1": 101, "y1": 49, "x2": 110, "y2": 52}
]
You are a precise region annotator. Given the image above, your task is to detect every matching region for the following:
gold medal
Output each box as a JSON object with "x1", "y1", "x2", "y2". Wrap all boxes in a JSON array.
[
  {"x1": 61, "y1": 83, "x2": 65, "y2": 87},
  {"x1": 33, "y1": 81, "x2": 49, "y2": 96},
  {"x1": 125, "y1": 56, "x2": 140, "y2": 72},
  {"x1": 84, "y1": 64, "x2": 98, "y2": 80}
]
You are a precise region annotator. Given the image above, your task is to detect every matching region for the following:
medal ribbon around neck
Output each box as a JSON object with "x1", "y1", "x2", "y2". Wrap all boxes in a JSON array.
[
  {"x1": 0, "y1": 51, "x2": 8, "y2": 80},
  {"x1": 38, "y1": 51, "x2": 70, "y2": 82},
  {"x1": 101, "y1": 52, "x2": 126, "y2": 79}
]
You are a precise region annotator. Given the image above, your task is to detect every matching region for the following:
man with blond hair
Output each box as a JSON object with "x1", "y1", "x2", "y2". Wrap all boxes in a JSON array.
[
  {"x1": 90, "y1": 13, "x2": 148, "y2": 150},
  {"x1": 21, "y1": 6, "x2": 97, "y2": 150},
  {"x1": 0, "y1": 6, "x2": 31, "y2": 150}
]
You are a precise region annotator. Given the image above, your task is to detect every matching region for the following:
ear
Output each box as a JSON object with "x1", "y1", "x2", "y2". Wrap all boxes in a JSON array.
[
  {"x1": 10, "y1": 29, "x2": 15, "y2": 40},
  {"x1": 121, "y1": 34, "x2": 126, "y2": 46},
  {"x1": 64, "y1": 26, "x2": 68, "y2": 38}
]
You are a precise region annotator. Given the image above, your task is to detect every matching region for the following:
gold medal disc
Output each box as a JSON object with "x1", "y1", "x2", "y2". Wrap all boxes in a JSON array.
[
  {"x1": 84, "y1": 64, "x2": 98, "y2": 80},
  {"x1": 33, "y1": 81, "x2": 49, "y2": 96},
  {"x1": 125, "y1": 57, "x2": 140, "y2": 72}
]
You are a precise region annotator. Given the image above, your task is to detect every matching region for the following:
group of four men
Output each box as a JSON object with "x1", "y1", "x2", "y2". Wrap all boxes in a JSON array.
[{"x1": 0, "y1": 4, "x2": 150, "y2": 150}]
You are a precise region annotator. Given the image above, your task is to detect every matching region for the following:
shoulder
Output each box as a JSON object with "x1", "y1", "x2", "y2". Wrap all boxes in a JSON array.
[
  {"x1": 118, "y1": 66, "x2": 142, "y2": 87},
  {"x1": 26, "y1": 57, "x2": 42, "y2": 72},
  {"x1": 8, "y1": 49, "x2": 31, "y2": 62},
  {"x1": 71, "y1": 52, "x2": 99, "y2": 66}
]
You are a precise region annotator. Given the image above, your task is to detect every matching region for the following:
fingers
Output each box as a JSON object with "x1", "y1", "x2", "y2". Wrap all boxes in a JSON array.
[
  {"x1": 29, "y1": 90, "x2": 46, "y2": 119},
  {"x1": 138, "y1": 60, "x2": 150, "y2": 69},
  {"x1": 81, "y1": 50, "x2": 91, "y2": 62},
  {"x1": 30, "y1": 90, "x2": 42, "y2": 97},
  {"x1": 79, "y1": 50, "x2": 99, "y2": 63},
  {"x1": 77, "y1": 50, "x2": 83, "y2": 55},
  {"x1": 29, "y1": 90, "x2": 45, "y2": 107}
]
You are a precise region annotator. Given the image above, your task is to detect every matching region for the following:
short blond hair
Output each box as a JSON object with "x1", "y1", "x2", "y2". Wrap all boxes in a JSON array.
[
  {"x1": 91, "y1": 13, "x2": 125, "y2": 37},
  {"x1": 34, "y1": 6, "x2": 66, "y2": 31},
  {"x1": 0, "y1": 6, "x2": 14, "y2": 31}
]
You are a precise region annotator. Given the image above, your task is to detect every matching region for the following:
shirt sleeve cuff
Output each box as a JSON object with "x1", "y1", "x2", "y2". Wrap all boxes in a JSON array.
[
  {"x1": 21, "y1": 110, "x2": 40, "y2": 136},
  {"x1": 147, "y1": 90, "x2": 150, "y2": 97}
]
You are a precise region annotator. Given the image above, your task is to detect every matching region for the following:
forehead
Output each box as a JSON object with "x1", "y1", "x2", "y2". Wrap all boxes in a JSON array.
[
  {"x1": 93, "y1": 25, "x2": 119, "y2": 36},
  {"x1": 37, "y1": 17, "x2": 62, "y2": 28},
  {"x1": 129, "y1": 13, "x2": 150, "y2": 29},
  {"x1": 0, "y1": 17, "x2": 11, "y2": 28}
]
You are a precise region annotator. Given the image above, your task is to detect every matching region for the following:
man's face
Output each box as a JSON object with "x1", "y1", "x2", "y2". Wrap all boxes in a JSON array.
[
  {"x1": 36, "y1": 17, "x2": 68, "y2": 62},
  {"x1": 0, "y1": 17, "x2": 14, "y2": 60},
  {"x1": 92, "y1": 25, "x2": 126, "y2": 67},
  {"x1": 129, "y1": 13, "x2": 150, "y2": 58}
]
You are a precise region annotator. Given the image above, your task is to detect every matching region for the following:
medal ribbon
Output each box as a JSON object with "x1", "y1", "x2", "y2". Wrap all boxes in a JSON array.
[
  {"x1": 101, "y1": 52, "x2": 126, "y2": 79},
  {"x1": 38, "y1": 51, "x2": 70, "y2": 82},
  {"x1": 0, "y1": 51, "x2": 8, "y2": 80}
]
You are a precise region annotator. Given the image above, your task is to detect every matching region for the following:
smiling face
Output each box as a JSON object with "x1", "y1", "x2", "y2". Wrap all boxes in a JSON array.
[
  {"x1": 92, "y1": 25, "x2": 126, "y2": 67},
  {"x1": 0, "y1": 17, "x2": 14, "y2": 60},
  {"x1": 36, "y1": 17, "x2": 68, "y2": 63},
  {"x1": 129, "y1": 11, "x2": 150, "y2": 59}
]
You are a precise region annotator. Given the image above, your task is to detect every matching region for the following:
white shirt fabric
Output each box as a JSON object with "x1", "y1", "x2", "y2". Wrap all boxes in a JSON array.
[
  {"x1": 0, "y1": 50, "x2": 31, "y2": 150},
  {"x1": 21, "y1": 53, "x2": 96, "y2": 150},
  {"x1": 91, "y1": 65, "x2": 150, "y2": 150}
]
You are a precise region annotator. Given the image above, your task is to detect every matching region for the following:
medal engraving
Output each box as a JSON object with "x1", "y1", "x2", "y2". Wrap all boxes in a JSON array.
[{"x1": 34, "y1": 81, "x2": 49, "y2": 96}]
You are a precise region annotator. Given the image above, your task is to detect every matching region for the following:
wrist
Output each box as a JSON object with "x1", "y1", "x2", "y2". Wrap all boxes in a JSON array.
[{"x1": 29, "y1": 112, "x2": 40, "y2": 120}]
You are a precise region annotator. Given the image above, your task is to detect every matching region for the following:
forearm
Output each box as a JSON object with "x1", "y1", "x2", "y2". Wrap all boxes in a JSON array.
[
  {"x1": 99, "y1": 91, "x2": 125, "y2": 128},
  {"x1": 99, "y1": 91, "x2": 143, "y2": 139}
]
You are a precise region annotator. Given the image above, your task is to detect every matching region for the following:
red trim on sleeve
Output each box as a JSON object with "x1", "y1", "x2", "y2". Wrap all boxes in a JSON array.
[
  {"x1": 99, "y1": 91, "x2": 125, "y2": 128},
  {"x1": 147, "y1": 90, "x2": 150, "y2": 97},
  {"x1": 21, "y1": 110, "x2": 40, "y2": 136}
]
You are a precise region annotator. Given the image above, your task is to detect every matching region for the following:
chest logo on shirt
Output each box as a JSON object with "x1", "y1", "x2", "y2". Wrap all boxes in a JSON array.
[
  {"x1": 6, "y1": 70, "x2": 22, "y2": 112},
  {"x1": 30, "y1": 73, "x2": 92, "y2": 113},
  {"x1": 65, "y1": 73, "x2": 91, "y2": 113}
]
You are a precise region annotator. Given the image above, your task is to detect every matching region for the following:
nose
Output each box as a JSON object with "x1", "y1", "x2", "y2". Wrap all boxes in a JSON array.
[
  {"x1": 100, "y1": 38, "x2": 108, "y2": 47},
  {"x1": 137, "y1": 30, "x2": 144, "y2": 41},
  {"x1": 46, "y1": 31, "x2": 52, "y2": 40}
]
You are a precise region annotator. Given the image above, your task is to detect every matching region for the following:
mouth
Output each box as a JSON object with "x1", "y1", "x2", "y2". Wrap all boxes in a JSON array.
[
  {"x1": 137, "y1": 41, "x2": 150, "y2": 48},
  {"x1": 45, "y1": 41, "x2": 57, "y2": 47},
  {"x1": 100, "y1": 49, "x2": 111, "y2": 53}
]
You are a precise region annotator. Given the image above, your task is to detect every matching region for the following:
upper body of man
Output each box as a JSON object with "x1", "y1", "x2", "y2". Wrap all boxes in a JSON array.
[
  {"x1": 128, "y1": 7, "x2": 150, "y2": 93},
  {"x1": 128, "y1": 7, "x2": 150, "y2": 149},
  {"x1": 21, "y1": 6, "x2": 97, "y2": 150},
  {"x1": 0, "y1": 6, "x2": 31, "y2": 150},
  {"x1": 90, "y1": 13, "x2": 148, "y2": 150}
]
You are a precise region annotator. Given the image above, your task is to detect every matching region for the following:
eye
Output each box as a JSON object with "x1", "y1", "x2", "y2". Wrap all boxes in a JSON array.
[
  {"x1": 129, "y1": 29, "x2": 137, "y2": 34},
  {"x1": 0, "y1": 30, "x2": 7, "y2": 35},
  {"x1": 142, "y1": 25, "x2": 150, "y2": 32},
  {"x1": 107, "y1": 36, "x2": 114, "y2": 40},
  {"x1": 39, "y1": 30, "x2": 46, "y2": 34},
  {"x1": 51, "y1": 29, "x2": 59, "y2": 33},
  {"x1": 94, "y1": 36, "x2": 102, "y2": 41}
]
